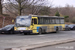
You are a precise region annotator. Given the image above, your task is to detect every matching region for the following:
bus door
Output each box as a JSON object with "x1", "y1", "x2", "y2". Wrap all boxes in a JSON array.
[{"x1": 31, "y1": 18, "x2": 38, "y2": 33}]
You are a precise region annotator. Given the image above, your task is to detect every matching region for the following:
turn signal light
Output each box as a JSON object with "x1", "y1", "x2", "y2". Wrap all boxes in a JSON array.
[{"x1": 14, "y1": 27, "x2": 17, "y2": 30}]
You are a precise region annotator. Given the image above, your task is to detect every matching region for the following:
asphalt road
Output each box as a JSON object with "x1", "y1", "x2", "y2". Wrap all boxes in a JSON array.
[
  {"x1": 0, "y1": 31, "x2": 75, "y2": 50},
  {"x1": 34, "y1": 42, "x2": 75, "y2": 50}
]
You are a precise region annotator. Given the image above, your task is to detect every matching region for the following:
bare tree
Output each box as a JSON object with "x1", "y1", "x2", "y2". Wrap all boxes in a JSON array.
[
  {"x1": 0, "y1": 0, "x2": 4, "y2": 14},
  {"x1": 4, "y1": 0, "x2": 53, "y2": 16},
  {"x1": 38, "y1": 6, "x2": 50, "y2": 15},
  {"x1": 0, "y1": 0, "x2": 2, "y2": 14},
  {"x1": 5, "y1": 0, "x2": 46, "y2": 15}
]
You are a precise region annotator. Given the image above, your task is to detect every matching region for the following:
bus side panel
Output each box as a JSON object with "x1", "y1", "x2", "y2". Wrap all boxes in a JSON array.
[
  {"x1": 32, "y1": 25, "x2": 42, "y2": 33},
  {"x1": 31, "y1": 24, "x2": 65, "y2": 33},
  {"x1": 60, "y1": 24, "x2": 65, "y2": 30},
  {"x1": 32, "y1": 25, "x2": 49, "y2": 33},
  {"x1": 49, "y1": 24, "x2": 59, "y2": 32},
  {"x1": 31, "y1": 24, "x2": 55, "y2": 33}
]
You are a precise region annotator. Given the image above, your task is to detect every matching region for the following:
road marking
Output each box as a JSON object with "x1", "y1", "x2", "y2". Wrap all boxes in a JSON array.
[{"x1": 37, "y1": 35, "x2": 45, "y2": 36}]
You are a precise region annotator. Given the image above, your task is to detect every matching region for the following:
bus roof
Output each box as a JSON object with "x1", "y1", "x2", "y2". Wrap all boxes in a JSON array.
[
  {"x1": 31, "y1": 15, "x2": 64, "y2": 19},
  {"x1": 17, "y1": 15, "x2": 64, "y2": 19}
]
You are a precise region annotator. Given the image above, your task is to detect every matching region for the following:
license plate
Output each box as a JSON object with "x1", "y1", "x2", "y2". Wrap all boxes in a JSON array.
[
  {"x1": 21, "y1": 31, "x2": 23, "y2": 32},
  {"x1": 18, "y1": 28, "x2": 26, "y2": 30}
]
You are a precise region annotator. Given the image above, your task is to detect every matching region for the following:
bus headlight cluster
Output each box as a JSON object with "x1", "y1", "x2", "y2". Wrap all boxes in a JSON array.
[{"x1": 14, "y1": 27, "x2": 17, "y2": 30}]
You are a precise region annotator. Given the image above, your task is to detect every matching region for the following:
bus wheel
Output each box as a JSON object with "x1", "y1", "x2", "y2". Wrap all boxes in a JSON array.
[
  {"x1": 24, "y1": 33, "x2": 30, "y2": 35},
  {"x1": 24, "y1": 33, "x2": 27, "y2": 35},
  {"x1": 24, "y1": 33, "x2": 25, "y2": 35},
  {"x1": 39, "y1": 28, "x2": 42, "y2": 35},
  {"x1": 43, "y1": 29, "x2": 46, "y2": 34},
  {"x1": 56, "y1": 27, "x2": 59, "y2": 33}
]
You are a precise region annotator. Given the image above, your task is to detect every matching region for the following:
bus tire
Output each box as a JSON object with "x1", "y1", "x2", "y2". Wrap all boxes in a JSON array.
[
  {"x1": 24, "y1": 33, "x2": 25, "y2": 35},
  {"x1": 24, "y1": 33, "x2": 27, "y2": 35},
  {"x1": 43, "y1": 29, "x2": 46, "y2": 33},
  {"x1": 56, "y1": 27, "x2": 59, "y2": 33},
  {"x1": 38, "y1": 28, "x2": 42, "y2": 35}
]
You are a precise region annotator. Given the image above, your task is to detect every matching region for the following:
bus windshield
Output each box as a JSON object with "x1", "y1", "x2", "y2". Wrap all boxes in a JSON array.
[{"x1": 15, "y1": 16, "x2": 31, "y2": 27}]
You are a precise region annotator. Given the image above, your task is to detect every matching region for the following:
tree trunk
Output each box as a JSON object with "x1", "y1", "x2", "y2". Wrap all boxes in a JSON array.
[
  {"x1": 18, "y1": 8, "x2": 21, "y2": 15},
  {"x1": 0, "y1": 0, "x2": 2, "y2": 14},
  {"x1": 31, "y1": 5, "x2": 35, "y2": 14},
  {"x1": 18, "y1": 0, "x2": 21, "y2": 15}
]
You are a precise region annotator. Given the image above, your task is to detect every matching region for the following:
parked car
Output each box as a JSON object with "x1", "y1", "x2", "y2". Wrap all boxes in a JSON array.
[
  {"x1": 0, "y1": 24, "x2": 14, "y2": 34},
  {"x1": 65, "y1": 24, "x2": 70, "y2": 31},
  {"x1": 68, "y1": 24, "x2": 75, "y2": 30}
]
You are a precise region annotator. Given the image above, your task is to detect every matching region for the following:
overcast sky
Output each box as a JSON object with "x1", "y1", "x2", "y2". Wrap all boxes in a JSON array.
[
  {"x1": 4, "y1": 0, "x2": 75, "y2": 7},
  {"x1": 48, "y1": 0, "x2": 75, "y2": 7}
]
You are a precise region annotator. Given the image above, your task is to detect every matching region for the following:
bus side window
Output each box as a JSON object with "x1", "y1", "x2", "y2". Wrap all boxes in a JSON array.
[{"x1": 34, "y1": 19, "x2": 37, "y2": 24}]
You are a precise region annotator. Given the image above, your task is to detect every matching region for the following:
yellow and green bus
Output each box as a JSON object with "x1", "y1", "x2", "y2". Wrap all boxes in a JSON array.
[{"x1": 14, "y1": 15, "x2": 65, "y2": 35}]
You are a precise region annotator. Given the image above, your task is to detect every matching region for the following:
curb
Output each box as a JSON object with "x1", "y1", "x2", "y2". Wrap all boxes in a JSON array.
[{"x1": 5, "y1": 38, "x2": 75, "y2": 50}]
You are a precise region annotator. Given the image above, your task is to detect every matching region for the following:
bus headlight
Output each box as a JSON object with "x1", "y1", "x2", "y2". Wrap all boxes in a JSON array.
[{"x1": 14, "y1": 27, "x2": 17, "y2": 30}]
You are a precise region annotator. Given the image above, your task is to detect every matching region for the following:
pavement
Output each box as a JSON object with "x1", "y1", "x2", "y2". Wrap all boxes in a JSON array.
[
  {"x1": 0, "y1": 31, "x2": 75, "y2": 50},
  {"x1": 34, "y1": 42, "x2": 75, "y2": 50}
]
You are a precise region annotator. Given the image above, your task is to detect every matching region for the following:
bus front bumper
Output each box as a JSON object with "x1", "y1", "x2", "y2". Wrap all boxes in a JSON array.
[{"x1": 14, "y1": 30, "x2": 32, "y2": 33}]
